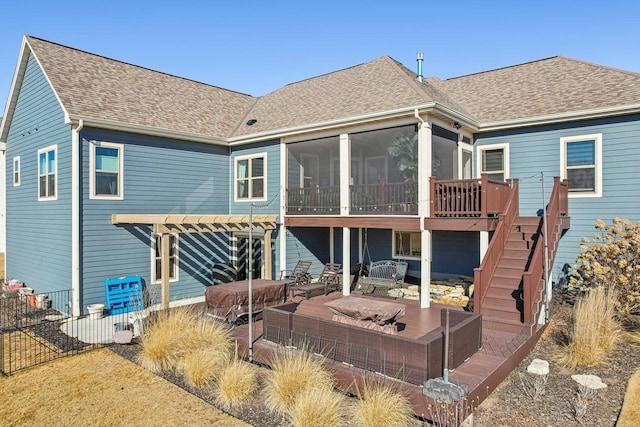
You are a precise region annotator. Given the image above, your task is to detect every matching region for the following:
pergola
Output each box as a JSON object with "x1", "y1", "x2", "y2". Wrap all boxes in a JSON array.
[{"x1": 111, "y1": 213, "x2": 279, "y2": 309}]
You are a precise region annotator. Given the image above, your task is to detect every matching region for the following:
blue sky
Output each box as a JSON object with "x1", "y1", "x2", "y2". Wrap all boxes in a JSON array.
[{"x1": 1, "y1": 0, "x2": 639, "y2": 114}]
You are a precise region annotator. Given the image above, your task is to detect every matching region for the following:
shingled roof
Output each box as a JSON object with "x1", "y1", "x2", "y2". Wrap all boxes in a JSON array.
[
  {"x1": 432, "y1": 56, "x2": 640, "y2": 125},
  {"x1": 231, "y1": 56, "x2": 471, "y2": 138},
  {"x1": 23, "y1": 36, "x2": 256, "y2": 140}
]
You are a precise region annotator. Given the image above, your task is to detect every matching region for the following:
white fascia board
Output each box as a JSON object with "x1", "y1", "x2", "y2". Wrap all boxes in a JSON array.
[
  {"x1": 228, "y1": 103, "x2": 441, "y2": 146},
  {"x1": 65, "y1": 115, "x2": 228, "y2": 146},
  {"x1": 479, "y1": 103, "x2": 640, "y2": 132},
  {"x1": 1, "y1": 37, "x2": 36, "y2": 143}
]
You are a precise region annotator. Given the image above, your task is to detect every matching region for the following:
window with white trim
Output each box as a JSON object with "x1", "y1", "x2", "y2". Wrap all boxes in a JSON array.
[
  {"x1": 477, "y1": 143, "x2": 509, "y2": 181},
  {"x1": 37, "y1": 145, "x2": 57, "y2": 200},
  {"x1": 13, "y1": 156, "x2": 20, "y2": 186},
  {"x1": 90, "y1": 141, "x2": 123, "y2": 199},
  {"x1": 235, "y1": 153, "x2": 266, "y2": 201},
  {"x1": 392, "y1": 230, "x2": 421, "y2": 260},
  {"x1": 152, "y1": 233, "x2": 179, "y2": 283},
  {"x1": 560, "y1": 134, "x2": 602, "y2": 197}
]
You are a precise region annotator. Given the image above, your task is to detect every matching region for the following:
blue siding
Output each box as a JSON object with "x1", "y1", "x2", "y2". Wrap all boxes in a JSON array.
[
  {"x1": 5, "y1": 53, "x2": 72, "y2": 294},
  {"x1": 80, "y1": 128, "x2": 232, "y2": 308},
  {"x1": 284, "y1": 227, "x2": 330, "y2": 277},
  {"x1": 432, "y1": 231, "x2": 479, "y2": 276},
  {"x1": 475, "y1": 115, "x2": 640, "y2": 278},
  {"x1": 230, "y1": 140, "x2": 282, "y2": 275}
]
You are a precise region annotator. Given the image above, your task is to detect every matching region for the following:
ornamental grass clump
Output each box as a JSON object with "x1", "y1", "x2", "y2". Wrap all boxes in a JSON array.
[
  {"x1": 138, "y1": 306, "x2": 232, "y2": 378},
  {"x1": 570, "y1": 217, "x2": 640, "y2": 316},
  {"x1": 562, "y1": 286, "x2": 622, "y2": 368},
  {"x1": 352, "y1": 380, "x2": 414, "y2": 427},
  {"x1": 288, "y1": 386, "x2": 346, "y2": 427},
  {"x1": 214, "y1": 358, "x2": 259, "y2": 410},
  {"x1": 264, "y1": 348, "x2": 334, "y2": 415}
]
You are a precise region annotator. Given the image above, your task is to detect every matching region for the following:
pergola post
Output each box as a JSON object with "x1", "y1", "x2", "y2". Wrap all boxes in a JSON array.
[{"x1": 161, "y1": 233, "x2": 170, "y2": 310}]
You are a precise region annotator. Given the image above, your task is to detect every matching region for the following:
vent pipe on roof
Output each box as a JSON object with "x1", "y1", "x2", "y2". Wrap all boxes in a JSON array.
[{"x1": 416, "y1": 52, "x2": 424, "y2": 83}]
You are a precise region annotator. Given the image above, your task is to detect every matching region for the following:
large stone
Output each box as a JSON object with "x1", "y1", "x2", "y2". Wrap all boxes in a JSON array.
[
  {"x1": 571, "y1": 374, "x2": 608, "y2": 390},
  {"x1": 527, "y1": 359, "x2": 550, "y2": 375}
]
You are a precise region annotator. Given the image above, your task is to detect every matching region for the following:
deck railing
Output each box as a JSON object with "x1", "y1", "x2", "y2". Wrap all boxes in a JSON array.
[
  {"x1": 430, "y1": 174, "x2": 512, "y2": 217},
  {"x1": 473, "y1": 179, "x2": 519, "y2": 314},
  {"x1": 522, "y1": 177, "x2": 569, "y2": 325},
  {"x1": 285, "y1": 181, "x2": 418, "y2": 215}
]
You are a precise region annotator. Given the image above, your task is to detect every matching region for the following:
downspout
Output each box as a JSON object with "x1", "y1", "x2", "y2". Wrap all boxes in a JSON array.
[{"x1": 71, "y1": 119, "x2": 83, "y2": 316}]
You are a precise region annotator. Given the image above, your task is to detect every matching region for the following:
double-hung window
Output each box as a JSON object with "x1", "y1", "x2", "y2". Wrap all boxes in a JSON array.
[
  {"x1": 561, "y1": 134, "x2": 602, "y2": 197},
  {"x1": 13, "y1": 156, "x2": 20, "y2": 186},
  {"x1": 393, "y1": 230, "x2": 421, "y2": 260},
  {"x1": 477, "y1": 143, "x2": 509, "y2": 182},
  {"x1": 90, "y1": 141, "x2": 123, "y2": 199},
  {"x1": 38, "y1": 145, "x2": 57, "y2": 200},
  {"x1": 152, "y1": 233, "x2": 178, "y2": 283},
  {"x1": 235, "y1": 154, "x2": 266, "y2": 201}
]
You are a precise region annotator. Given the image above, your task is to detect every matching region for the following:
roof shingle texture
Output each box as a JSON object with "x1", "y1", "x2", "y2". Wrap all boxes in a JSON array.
[
  {"x1": 27, "y1": 36, "x2": 255, "y2": 139},
  {"x1": 434, "y1": 56, "x2": 640, "y2": 123},
  {"x1": 232, "y1": 56, "x2": 438, "y2": 137}
]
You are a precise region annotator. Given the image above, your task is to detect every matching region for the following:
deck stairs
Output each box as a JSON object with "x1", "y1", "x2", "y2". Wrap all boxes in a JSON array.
[{"x1": 481, "y1": 216, "x2": 544, "y2": 334}]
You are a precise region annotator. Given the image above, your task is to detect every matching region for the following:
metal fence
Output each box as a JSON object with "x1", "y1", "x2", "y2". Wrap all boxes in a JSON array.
[{"x1": 0, "y1": 289, "x2": 115, "y2": 375}]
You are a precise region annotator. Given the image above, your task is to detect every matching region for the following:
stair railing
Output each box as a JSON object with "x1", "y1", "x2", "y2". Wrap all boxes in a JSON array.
[
  {"x1": 473, "y1": 179, "x2": 519, "y2": 314},
  {"x1": 522, "y1": 177, "x2": 569, "y2": 325}
]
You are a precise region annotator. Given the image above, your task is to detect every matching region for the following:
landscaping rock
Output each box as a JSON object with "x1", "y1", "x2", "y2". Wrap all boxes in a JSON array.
[
  {"x1": 527, "y1": 358, "x2": 550, "y2": 375},
  {"x1": 571, "y1": 374, "x2": 608, "y2": 390}
]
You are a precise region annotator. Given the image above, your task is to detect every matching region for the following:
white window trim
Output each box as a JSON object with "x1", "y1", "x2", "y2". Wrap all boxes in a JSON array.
[
  {"x1": 37, "y1": 144, "x2": 57, "y2": 201},
  {"x1": 151, "y1": 233, "x2": 180, "y2": 284},
  {"x1": 392, "y1": 230, "x2": 421, "y2": 261},
  {"x1": 560, "y1": 133, "x2": 602, "y2": 198},
  {"x1": 13, "y1": 156, "x2": 20, "y2": 186},
  {"x1": 476, "y1": 143, "x2": 510, "y2": 180},
  {"x1": 234, "y1": 152, "x2": 268, "y2": 202},
  {"x1": 89, "y1": 141, "x2": 124, "y2": 200}
]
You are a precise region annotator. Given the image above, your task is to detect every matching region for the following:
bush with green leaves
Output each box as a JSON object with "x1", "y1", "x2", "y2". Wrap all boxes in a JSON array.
[{"x1": 570, "y1": 217, "x2": 640, "y2": 316}]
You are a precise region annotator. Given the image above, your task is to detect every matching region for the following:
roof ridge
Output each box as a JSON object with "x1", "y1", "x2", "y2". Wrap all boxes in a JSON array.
[
  {"x1": 278, "y1": 55, "x2": 389, "y2": 89},
  {"x1": 25, "y1": 35, "x2": 254, "y2": 98},
  {"x1": 554, "y1": 54, "x2": 640, "y2": 78},
  {"x1": 382, "y1": 56, "x2": 434, "y2": 103}
]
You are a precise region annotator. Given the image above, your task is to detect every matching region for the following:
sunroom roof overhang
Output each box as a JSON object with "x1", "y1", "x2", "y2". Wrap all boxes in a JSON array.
[{"x1": 111, "y1": 214, "x2": 279, "y2": 234}]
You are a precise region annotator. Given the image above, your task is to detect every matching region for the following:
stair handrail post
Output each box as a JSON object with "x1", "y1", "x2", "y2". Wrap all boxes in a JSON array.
[
  {"x1": 480, "y1": 174, "x2": 488, "y2": 217},
  {"x1": 541, "y1": 172, "x2": 551, "y2": 323}
]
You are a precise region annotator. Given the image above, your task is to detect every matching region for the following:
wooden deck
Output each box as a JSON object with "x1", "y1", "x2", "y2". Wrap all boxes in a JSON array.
[{"x1": 219, "y1": 291, "x2": 539, "y2": 421}]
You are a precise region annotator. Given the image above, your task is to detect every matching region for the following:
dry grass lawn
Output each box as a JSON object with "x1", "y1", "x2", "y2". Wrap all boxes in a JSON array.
[{"x1": 0, "y1": 348, "x2": 248, "y2": 426}]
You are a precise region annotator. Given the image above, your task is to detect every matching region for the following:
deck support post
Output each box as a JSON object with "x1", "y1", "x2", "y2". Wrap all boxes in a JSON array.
[
  {"x1": 342, "y1": 227, "x2": 351, "y2": 296},
  {"x1": 479, "y1": 231, "x2": 489, "y2": 262},
  {"x1": 264, "y1": 229, "x2": 272, "y2": 279},
  {"x1": 418, "y1": 116, "x2": 432, "y2": 308}
]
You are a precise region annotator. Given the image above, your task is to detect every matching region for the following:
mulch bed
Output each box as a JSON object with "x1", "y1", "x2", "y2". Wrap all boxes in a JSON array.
[{"x1": 107, "y1": 295, "x2": 639, "y2": 427}]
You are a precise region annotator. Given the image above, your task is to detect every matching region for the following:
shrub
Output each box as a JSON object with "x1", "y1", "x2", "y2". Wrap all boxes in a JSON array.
[
  {"x1": 138, "y1": 307, "x2": 232, "y2": 375},
  {"x1": 288, "y1": 386, "x2": 345, "y2": 427},
  {"x1": 214, "y1": 359, "x2": 258, "y2": 409},
  {"x1": 352, "y1": 380, "x2": 414, "y2": 427},
  {"x1": 570, "y1": 218, "x2": 640, "y2": 316},
  {"x1": 561, "y1": 286, "x2": 621, "y2": 368},
  {"x1": 180, "y1": 348, "x2": 228, "y2": 388},
  {"x1": 264, "y1": 348, "x2": 334, "y2": 415}
]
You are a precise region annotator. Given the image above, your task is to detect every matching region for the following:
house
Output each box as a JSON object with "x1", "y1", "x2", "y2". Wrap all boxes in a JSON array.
[{"x1": 1, "y1": 35, "x2": 639, "y2": 331}]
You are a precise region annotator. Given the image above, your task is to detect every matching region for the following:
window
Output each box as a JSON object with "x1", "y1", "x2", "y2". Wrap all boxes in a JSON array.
[
  {"x1": 13, "y1": 156, "x2": 20, "y2": 186},
  {"x1": 152, "y1": 233, "x2": 178, "y2": 283},
  {"x1": 38, "y1": 145, "x2": 57, "y2": 200},
  {"x1": 393, "y1": 230, "x2": 421, "y2": 260},
  {"x1": 561, "y1": 134, "x2": 602, "y2": 197},
  {"x1": 90, "y1": 141, "x2": 123, "y2": 199},
  {"x1": 477, "y1": 144, "x2": 509, "y2": 181},
  {"x1": 235, "y1": 154, "x2": 266, "y2": 201}
]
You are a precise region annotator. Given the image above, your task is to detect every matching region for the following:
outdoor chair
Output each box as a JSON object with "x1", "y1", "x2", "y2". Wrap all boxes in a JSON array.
[
  {"x1": 280, "y1": 260, "x2": 312, "y2": 287},
  {"x1": 292, "y1": 263, "x2": 342, "y2": 299}
]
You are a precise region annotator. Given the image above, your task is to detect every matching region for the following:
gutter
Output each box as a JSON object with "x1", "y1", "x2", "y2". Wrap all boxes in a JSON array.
[
  {"x1": 71, "y1": 119, "x2": 83, "y2": 316},
  {"x1": 478, "y1": 103, "x2": 640, "y2": 133},
  {"x1": 228, "y1": 103, "x2": 479, "y2": 146},
  {"x1": 64, "y1": 115, "x2": 228, "y2": 146}
]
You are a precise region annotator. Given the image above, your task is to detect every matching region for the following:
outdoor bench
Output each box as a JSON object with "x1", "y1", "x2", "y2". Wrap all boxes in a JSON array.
[{"x1": 357, "y1": 260, "x2": 408, "y2": 294}]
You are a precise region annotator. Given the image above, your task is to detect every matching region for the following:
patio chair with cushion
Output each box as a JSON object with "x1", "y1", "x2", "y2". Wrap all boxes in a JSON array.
[
  {"x1": 292, "y1": 263, "x2": 342, "y2": 299},
  {"x1": 280, "y1": 260, "x2": 313, "y2": 287}
]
